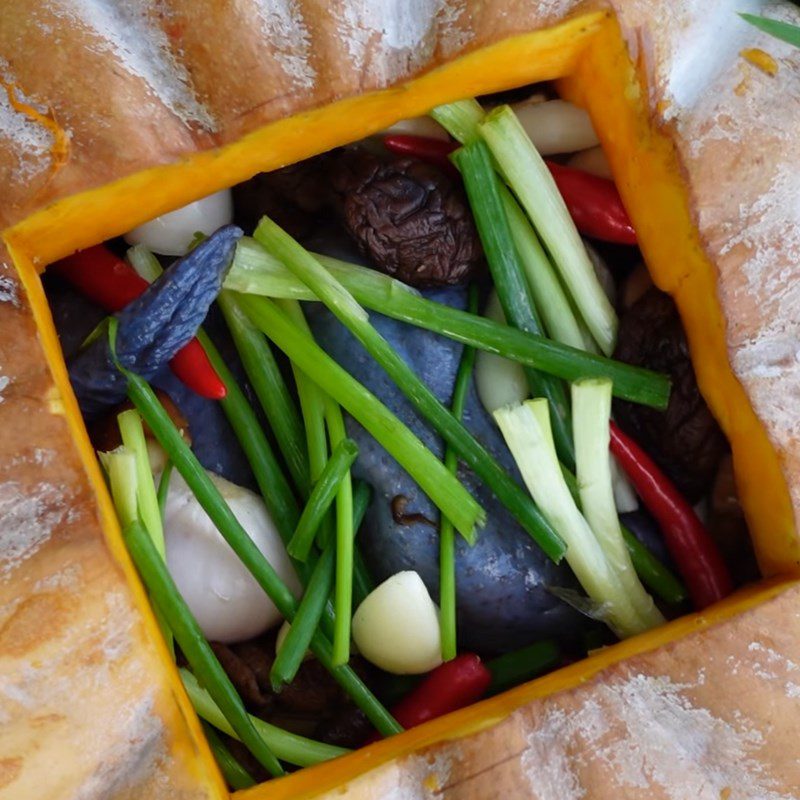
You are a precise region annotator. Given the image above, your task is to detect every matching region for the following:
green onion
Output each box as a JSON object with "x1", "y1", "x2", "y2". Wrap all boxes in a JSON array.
[
  {"x1": 218, "y1": 291, "x2": 310, "y2": 496},
  {"x1": 279, "y1": 299, "x2": 330, "y2": 485},
  {"x1": 455, "y1": 140, "x2": 574, "y2": 468},
  {"x1": 560, "y1": 459, "x2": 686, "y2": 606},
  {"x1": 621, "y1": 526, "x2": 687, "y2": 606},
  {"x1": 126, "y1": 243, "x2": 163, "y2": 283},
  {"x1": 430, "y1": 98, "x2": 484, "y2": 143},
  {"x1": 117, "y1": 409, "x2": 165, "y2": 558},
  {"x1": 494, "y1": 400, "x2": 642, "y2": 638},
  {"x1": 252, "y1": 221, "x2": 565, "y2": 561},
  {"x1": 500, "y1": 186, "x2": 590, "y2": 352},
  {"x1": 270, "y1": 542, "x2": 335, "y2": 690},
  {"x1": 227, "y1": 241, "x2": 670, "y2": 410},
  {"x1": 236, "y1": 292, "x2": 485, "y2": 546},
  {"x1": 572, "y1": 379, "x2": 664, "y2": 632},
  {"x1": 351, "y1": 480, "x2": 374, "y2": 607},
  {"x1": 201, "y1": 722, "x2": 256, "y2": 791},
  {"x1": 478, "y1": 106, "x2": 618, "y2": 355},
  {"x1": 440, "y1": 286, "x2": 478, "y2": 662},
  {"x1": 485, "y1": 640, "x2": 561, "y2": 696},
  {"x1": 182, "y1": 669, "x2": 349, "y2": 768},
  {"x1": 120, "y1": 516, "x2": 284, "y2": 777},
  {"x1": 324, "y1": 399, "x2": 355, "y2": 666},
  {"x1": 157, "y1": 461, "x2": 173, "y2": 519},
  {"x1": 196, "y1": 329, "x2": 300, "y2": 541},
  {"x1": 288, "y1": 439, "x2": 359, "y2": 562},
  {"x1": 121, "y1": 369, "x2": 400, "y2": 736},
  {"x1": 271, "y1": 476, "x2": 370, "y2": 689},
  {"x1": 99, "y1": 448, "x2": 138, "y2": 528}
]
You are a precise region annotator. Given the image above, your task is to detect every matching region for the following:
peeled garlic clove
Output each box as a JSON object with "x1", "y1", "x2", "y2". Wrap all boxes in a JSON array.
[
  {"x1": 568, "y1": 146, "x2": 613, "y2": 180},
  {"x1": 381, "y1": 116, "x2": 450, "y2": 141},
  {"x1": 352, "y1": 571, "x2": 442, "y2": 675},
  {"x1": 475, "y1": 292, "x2": 529, "y2": 416},
  {"x1": 511, "y1": 99, "x2": 600, "y2": 155},
  {"x1": 124, "y1": 189, "x2": 233, "y2": 256},
  {"x1": 163, "y1": 470, "x2": 300, "y2": 643}
]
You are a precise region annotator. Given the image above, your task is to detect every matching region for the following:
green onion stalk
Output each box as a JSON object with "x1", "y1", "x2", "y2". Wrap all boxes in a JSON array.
[
  {"x1": 250, "y1": 219, "x2": 566, "y2": 562},
  {"x1": 227, "y1": 239, "x2": 669, "y2": 410},
  {"x1": 117, "y1": 358, "x2": 400, "y2": 736},
  {"x1": 439, "y1": 285, "x2": 479, "y2": 661},
  {"x1": 201, "y1": 722, "x2": 256, "y2": 791},
  {"x1": 454, "y1": 140, "x2": 574, "y2": 468},
  {"x1": 103, "y1": 448, "x2": 285, "y2": 777}
]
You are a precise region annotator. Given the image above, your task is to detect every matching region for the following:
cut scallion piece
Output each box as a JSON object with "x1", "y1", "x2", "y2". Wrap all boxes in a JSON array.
[
  {"x1": 157, "y1": 461, "x2": 173, "y2": 519},
  {"x1": 430, "y1": 98, "x2": 484, "y2": 143},
  {"x1": 485, "y1": 640, "x2": 561, "y2": 696},
  {"x1": 182, "y1": 669, "x2": 349, "y2": 768},
  {"x1": 120, "y1": 514, "x2": 284, "y2": 777},
  {"x1": 440, "y1": 286, "x2": 478, "y2": 661},
  {"x1": 226, "y1": 241, "x2": 669, "y2": 410},
  {"x1": 201, "y1": 722, "x2": 256, "y2": 791},
  {"x1": 288, "y1": 438, "x2": 359, "y2": 562},
  {"x1": 218, "y1": 291, "x2": 310, "y2": 497},
  {"x1": 196, "y1": 329, "x2": 300, "y2": 542},
  {"x1": 236, "y1": 292, "x2": 485, "y2": 547},
  {"x1": 572, "y1": 379, "x2": 664, "y2": 632},
  {"x1": 252, "y1": 220, "x2": 565, "y2": 560},
  {"x1": 478, "y1": 106, "x2": 618, "y2": 355},
  {"x1": 455, "y1": 140, "x2": 574, "y2": 468},
  {"x1": 121, "y1": 367, "x2": 401, "y2": 736},
  {"x1": 494, "y1": 400, "x2": 643, "y2": 637}
]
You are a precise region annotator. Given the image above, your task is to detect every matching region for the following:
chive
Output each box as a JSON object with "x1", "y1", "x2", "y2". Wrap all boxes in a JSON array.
[
  {"x1": 485, "y1": 640, "x2": 561, "y2": 696},
  {"x1": 494, "y1": 400, "x2": 641, "y2": 638},
  {"x1": 122, "y1": 518, "x2": 284, "y2": 777},
  {"x1": 288, "y1": 439, "x2": 359, "y2": 562},
  {"x1": 455, "y1": 141, "x2": 574, "y2": 468},
  {"x1": 251, "y1": 222, "x2": 565, "y2": 561},
  {"x1": 430, "y1": 98, "x2": 484, "y2": 143},
  {"x1": 182, "y1": 669, "x2": 350, "y2": 767},
  {"x1": 271, "y1": 476, "x2": 370, "y2": 689},
  {"x1": 196, "y1": 329, "x2": 300, "y2": 542},
  {"x1": 201, "y1": 722, "x2": 256, "y2": 791},
  {"x1": 236, "y1": 293, "x2": 485, "y2": 547},
  {"x1": 478, "y1": 106, "x2": 618, "y2": 355},
  {"x1": 440, "y1": 285, "x2": 478, "y2": 662},
  {"x1": 157, "y1": 460, "x2": 173, "y2": 519},
  {"x1": 270, "y1": 541, "x2": 335, "y2": 690},
  {"x1": 218, "y1": 291, "x2": 310, "y2": 497},
  {"x1": 351, "y1": 480, "x2": 374, "y2": 607},
  {"x1": 117, "y1": 409, "x2": 166, "y2": 558},
  {"x1": 572, "y1": 379, "x2": 664, "y2": 632},
  {"x1": 122, "y1": 371, "x2": 401, "y2": 736},
  {"x1": 126, "y1": 243, "x2": 164, "y2": 283},
  {"x1": 227, "y1": 241, "x2": 670, "y2": 410},
  {"x1": 324, "y1": 399, "x2": 355, "y2": 666}
]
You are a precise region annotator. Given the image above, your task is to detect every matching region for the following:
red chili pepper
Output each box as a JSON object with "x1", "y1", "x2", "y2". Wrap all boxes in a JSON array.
[
  {"x1": 609, "y1": 422, "x2": 732, "y2": 609},
  {"x1": 54, "y1": 245, "x2": 227, "y2": 400},
  {"x1": 382, "y1": 134, "x2": 637, "y2": 245},
  {"x1": 366, "y1": 654, "x2": 491, "y2": 742},
  {"x1": 382, "y1": 134, "x2": 460, "y2": 178},
  {"x1": 545, "y1": 162, "x2": 637, "y2": 245}
]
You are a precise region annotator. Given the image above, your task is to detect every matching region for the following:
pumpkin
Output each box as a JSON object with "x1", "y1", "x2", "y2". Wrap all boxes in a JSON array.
[{"x1": 2, "y1": 1, "x2": 800, "y2": 797}]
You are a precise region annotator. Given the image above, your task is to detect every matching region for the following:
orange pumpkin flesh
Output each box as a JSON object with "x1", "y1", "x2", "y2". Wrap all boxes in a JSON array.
[{"x1": 2, "y1": 9, "x2": 797, "y2": 798}]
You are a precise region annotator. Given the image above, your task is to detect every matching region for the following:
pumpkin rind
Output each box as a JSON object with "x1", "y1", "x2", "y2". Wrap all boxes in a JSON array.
[{"x1": 1, "y1": 1, "x2": 800, "y2": 797}]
